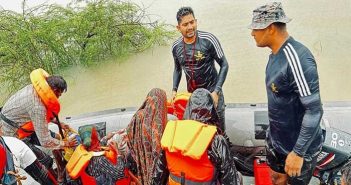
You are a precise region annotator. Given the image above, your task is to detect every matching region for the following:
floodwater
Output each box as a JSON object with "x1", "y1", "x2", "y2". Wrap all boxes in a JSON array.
[
  {"x1": 56, "y1": 0, "x2": 351, "y2": 118},
  {"x1": 1, "y1": 1, "x2": 351, "y2": 184}
]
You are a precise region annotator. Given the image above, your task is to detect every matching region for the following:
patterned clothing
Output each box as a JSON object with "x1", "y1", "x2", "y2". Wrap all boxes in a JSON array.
[
  {"x1": 127, "y1": 88, "x2": 167, "y2": 185},
  {"x1": 78, "y1": 125, "x2": 126, "y2": 184},
  {"x1": 86, "y1": 155, "x2": 125, "y2": 185},
  {"x1": 0, "y1": 85, "x2": 63, "y2": 149}
]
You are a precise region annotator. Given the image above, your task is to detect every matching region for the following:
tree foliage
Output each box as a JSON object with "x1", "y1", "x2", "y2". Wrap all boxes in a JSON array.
[{"x1": 0, "y1": 0, "x2": 174, "y2": 95}]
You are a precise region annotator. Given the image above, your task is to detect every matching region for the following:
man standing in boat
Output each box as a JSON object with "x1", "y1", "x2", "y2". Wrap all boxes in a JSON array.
[
  {"x1": 171, "y1": 6, "x2": 229, "y2": 131},
  {"x1": 249, "y1": 2, "x2": 324, "y2": 184}
]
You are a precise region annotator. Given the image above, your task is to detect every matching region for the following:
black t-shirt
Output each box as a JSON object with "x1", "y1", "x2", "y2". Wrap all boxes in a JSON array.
[
  {"x1": 265, "y1": 37, "x2": 323, "y2": 156},
  {"x1": 172, "y1": 30, "x2": 228, "y2": 93}
]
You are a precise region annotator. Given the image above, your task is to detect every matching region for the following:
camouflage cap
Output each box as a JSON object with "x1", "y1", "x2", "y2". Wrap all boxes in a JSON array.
[{"x1": 248, "y1": 2, "x2": 291, "y2": 30}]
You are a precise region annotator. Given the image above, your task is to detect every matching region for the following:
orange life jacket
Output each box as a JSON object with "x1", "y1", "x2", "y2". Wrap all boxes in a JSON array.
[
  {"x1": 66, "y1": 145, "x2": 130, "y2": 185},
  {"x1": 167, "y1": 92, "x2": 191, "y2": 120},
  {"x1": 161, "y1": 120, "x2": 217, "y2": 185},
  {"x1": 17, "y1": 68, "x2": 60, "y2": 139}
]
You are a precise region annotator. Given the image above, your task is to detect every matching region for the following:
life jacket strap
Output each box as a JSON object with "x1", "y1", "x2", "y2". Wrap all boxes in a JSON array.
[
  {"x1": 0, "y1": 110, "x2": 32, "y2": 133},
  {"x1": 169, "y1": 173, "x2": 214, "y2": 185}
]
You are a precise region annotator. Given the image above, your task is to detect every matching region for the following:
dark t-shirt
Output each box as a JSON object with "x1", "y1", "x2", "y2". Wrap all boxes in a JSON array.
[
  {"x1": 172, "y1": 30, "x2": 228, "y2": 93},
  {"x1": 265, "y1": 37, "x2": 324, "y2": 157}
]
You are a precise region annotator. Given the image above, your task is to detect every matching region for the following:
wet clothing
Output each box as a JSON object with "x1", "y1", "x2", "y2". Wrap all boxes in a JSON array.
[
  {"x1": 172, "y1": 30, "x2": 228, "y2": 131},
  {"x1": 172, "y1": 30, "x2": 228, "y2": 93},
  {"x1": 0, "y1": 85, "x2": 64, "y2": 149},
  {"x1": 265, "y1": 36, "x2": 323, "y2": 157},
  {"x1": 214, "y1": 90, "x2": 225, "y2": 131},
  {"x1": 152, "y1": 135, "x2": 238, "y2": 185},
  {"x1": 266, "y1": 146, "x2": 318, "y2": 184},
  {"x1": 127, "y1": 88, "x2": 167, "y2": 185},
  {"x1": 151, "y1": 88, "x2": 240, "y2": 185},
  {"x1": 183, "y1": 89, "x2": 221, "y2": 130}
]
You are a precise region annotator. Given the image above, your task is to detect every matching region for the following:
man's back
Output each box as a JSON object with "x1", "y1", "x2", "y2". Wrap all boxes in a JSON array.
[{"x1": 1, "y1": 85, "x2": 46, "y2": 137}]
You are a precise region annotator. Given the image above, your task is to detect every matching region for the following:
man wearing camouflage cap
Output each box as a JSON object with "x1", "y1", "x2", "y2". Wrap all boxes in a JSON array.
[{"x1": 249, "y1": 2, "x2": 324, "y2": 185}]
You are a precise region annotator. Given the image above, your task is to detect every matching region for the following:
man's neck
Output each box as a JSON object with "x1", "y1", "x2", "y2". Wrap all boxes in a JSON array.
[
  {"x1": 271, "y1": 32, "x2": 289, "y2": 54},
  {"x1": 183, "y1": 35, "x2": 196, "y2": 44}
]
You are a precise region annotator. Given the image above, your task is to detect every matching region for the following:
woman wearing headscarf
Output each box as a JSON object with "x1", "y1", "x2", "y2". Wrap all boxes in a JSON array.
[
  {"x1": 126, "y1": 88, "x2": 168, "y2": 185},
  {"x1": 151, "y1": 88, "x2": 241, "y2": 185}
]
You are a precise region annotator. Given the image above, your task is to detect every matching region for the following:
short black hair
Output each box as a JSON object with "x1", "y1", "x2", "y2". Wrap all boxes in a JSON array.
[
  {"x1": 342, "y1": 162, "x2": 351, "y2": 185},
  {"x1": 47, "y1": 75, "x2": 67, "y2": 93},
  {"x1": 272, "y1": 22, "x2": 287, "y2": 31},
  {"x1": 176, "y1": 7, "x2": 195, "y2": 24}
]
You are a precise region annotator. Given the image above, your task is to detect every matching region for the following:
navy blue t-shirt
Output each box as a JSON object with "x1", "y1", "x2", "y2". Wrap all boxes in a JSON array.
[{"x1": 265, "y1": 37, "x2": 324, "y2": 157}]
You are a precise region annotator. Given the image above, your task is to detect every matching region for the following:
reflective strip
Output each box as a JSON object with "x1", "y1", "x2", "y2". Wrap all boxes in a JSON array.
[
  {"x1": 198, "y1": 31, "x2": 224, "y2": 59},
  {"x1": 283, "y1": 43, "x2": 311, "y2": 97},
  {"x1": 169, "y1": 173, "x2": 214, "y2": 185}
]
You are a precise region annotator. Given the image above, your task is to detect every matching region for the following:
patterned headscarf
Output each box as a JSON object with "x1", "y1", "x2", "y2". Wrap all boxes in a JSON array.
[{"x1": 126, "y1": 88, "x2": 167, "y2": 185}]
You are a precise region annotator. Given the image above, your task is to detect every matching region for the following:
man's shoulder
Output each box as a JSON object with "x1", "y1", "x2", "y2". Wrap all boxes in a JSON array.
[
  {"x1": 197, "y1": 30, "x2": 216, "y2": 37},
  {"x1": 171, "y1": 36, "x2": 183, "y2": 52},
  {"x1": 282, "y1": 37, "x2": 312, "y2": 57},
  {"x1": 197, "y1": 30, "x2": 219, "y2": 43},
  {"x1": 197, "y1": 30, "x2": 224, "y2": 58}
]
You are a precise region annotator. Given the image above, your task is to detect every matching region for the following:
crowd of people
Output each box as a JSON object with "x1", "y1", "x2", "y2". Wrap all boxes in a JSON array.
[{"x1": 1, "y1": 2, "x2": 350, "y2": 185}]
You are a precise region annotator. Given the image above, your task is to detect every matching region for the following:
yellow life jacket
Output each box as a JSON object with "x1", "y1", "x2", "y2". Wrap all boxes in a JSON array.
[
  {"x1": 161, "y1": 120, "x2": 217, "y2": 159},
  {"x1": 161, "y1": 120, "x2": 217, "y2": 184},
  {"x1": 66, "y1": 145, "x2": 117, "y2": 180}
]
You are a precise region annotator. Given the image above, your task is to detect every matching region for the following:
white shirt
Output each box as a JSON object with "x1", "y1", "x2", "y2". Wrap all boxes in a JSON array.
[{"x1": 2, "y1": 136, "x2": 37, "y2": 169}]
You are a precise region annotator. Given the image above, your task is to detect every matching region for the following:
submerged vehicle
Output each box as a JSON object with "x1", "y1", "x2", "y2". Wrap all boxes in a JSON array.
[{"x1": 22, "y1": 101, "x2": 350, "y2": 184}]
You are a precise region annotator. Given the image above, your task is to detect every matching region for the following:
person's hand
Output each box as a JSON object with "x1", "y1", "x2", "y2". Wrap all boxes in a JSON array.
[
  {"x1": 64, "y1": 136, "x2": 78, "y2": 147},
  {"x1": 170, "y1": 90, "x2": 177, "y2": 103},
  {"x1": 55, "y1": 133, "x2": 62, "y2": 140},
  {"x1": 60, "y1": 122, "x2": 70, "y2": 130},
  {"x1": 105, "y1": 131, "x2": 116, "y2": 140},
  {"x1": 285, "y1": 151, "x2": 304, "y2": 177},
  {"x1": 109, "y1": 141, "x2": 119, "y2": 153},
  {"x1": 211, "y1": 91, "x2": 219, "y2": 108}
]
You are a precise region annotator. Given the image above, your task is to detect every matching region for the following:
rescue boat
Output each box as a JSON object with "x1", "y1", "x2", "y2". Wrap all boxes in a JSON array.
[{"x1": 20, "y1": 101, "x2": 351, "y2": 184}]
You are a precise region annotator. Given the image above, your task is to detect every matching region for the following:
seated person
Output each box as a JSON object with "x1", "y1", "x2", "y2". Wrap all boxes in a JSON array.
[
  {"x1": 126, "y1": 88, "x2": 168, "y2": 185},
  {"x1": 66, "y1": 125, "x2": 127, "y2": 185},
  {"x1": 151, "y1": 88, "x2": 241, "y2": 185}
]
